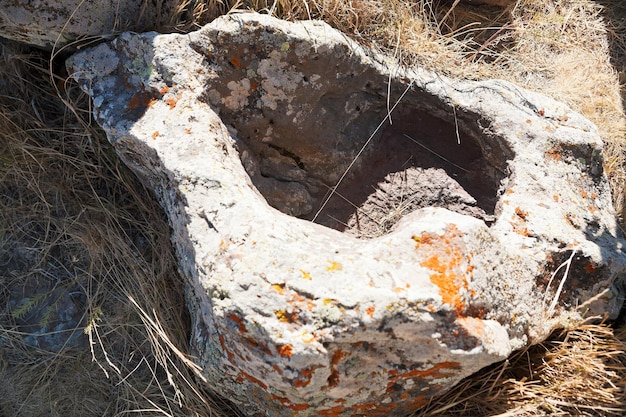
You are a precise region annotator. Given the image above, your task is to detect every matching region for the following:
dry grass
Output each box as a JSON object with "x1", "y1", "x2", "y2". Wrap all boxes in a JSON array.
[
  {"x1": 1, "y1": 0, "x2": 626, "y2": 416},
  {"x1": 414, "y1": 322, "x2": 626, "y2": 416},
  {"x1": 0, "y1": 41, "x2": 238, "y2": 417}
]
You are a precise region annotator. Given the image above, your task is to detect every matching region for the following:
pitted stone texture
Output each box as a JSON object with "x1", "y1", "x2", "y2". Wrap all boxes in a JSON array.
[
  {"x1": 0, "y1": 0, "x2": 175, "y2": 49},
  {"x1": 68, "y1": 13, "x2": 626, "y2": 417}
]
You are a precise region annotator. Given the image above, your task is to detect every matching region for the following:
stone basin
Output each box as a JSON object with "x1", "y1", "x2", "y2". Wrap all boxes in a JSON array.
[{"x1": 68, "y1": 13, "x2": 626, "y2": 417}]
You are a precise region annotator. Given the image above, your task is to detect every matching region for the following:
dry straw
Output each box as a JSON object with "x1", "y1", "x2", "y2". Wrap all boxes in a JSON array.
[{"x1": 1, "y1": 1, "x2": 626, "y2": 416}]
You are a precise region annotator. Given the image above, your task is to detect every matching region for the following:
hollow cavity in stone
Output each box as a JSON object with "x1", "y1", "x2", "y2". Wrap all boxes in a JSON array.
[{"x1": 237, "y1": 105, "x2": 503, "y2": 238}]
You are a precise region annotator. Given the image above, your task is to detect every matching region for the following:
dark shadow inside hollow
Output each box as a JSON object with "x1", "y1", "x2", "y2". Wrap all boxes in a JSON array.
[
  {"x1": 302, "y1": 108, "x2": 503, "y2": 237},
  {"x1": 237, "y1": 102, "x2": 505, "y2": 239}
]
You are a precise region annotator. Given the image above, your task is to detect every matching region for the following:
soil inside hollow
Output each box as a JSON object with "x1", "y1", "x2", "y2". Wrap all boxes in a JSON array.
[{"x1": 304, "y1": 110, "x2": 502, "y2": 238}]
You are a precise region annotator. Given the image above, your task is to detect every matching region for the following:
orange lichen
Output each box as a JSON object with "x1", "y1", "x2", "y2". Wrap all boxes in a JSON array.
[
  {"x1": 331, "y1": 349, "x2": 345, "y2": 365},
  {"x1": 243, "y1": 336, "x2": 272, "y2": 355},
  {"x1": 229, "y1": 57, "x2": 242, "y2": 68},
  {"x1": 328, "y1": 369, "x2": 340, "y2": 388},
  {"x1": 227, "y1": 313, "x2": 246, "y2": 333},
  {"x1": 366, "y1": 305, "x2": 375, "y2": 317},
  {"x1": 218, "y1": 333, "x2": 232, "y2": 361},
  {"x1": 151, "y1": 131, "x2": 159, "y2": 140},
  {"x1": 456, "y1": 316, "x2": 486, "y2": 339},
  {"x1": 553, "y1": 194, "x2": 560, "y2": 202},
  {"x1": 513, "y1": 226, "x2": 530, "y2": 237},
  {"x1": 318, "y1": 405, "x2": 344, "y2": 416},
  {"x1": 159, "y1": 85, "x2": 170, "y2": 95},
  {"x1": 125, "y1": 91, "x2": 152, "y2": 113},
  {"x1": 293, "y1": 367, "x2": 315, "y2": 388},
  {"x1": 320, "y1": 396, "x2": 427, "y2": 416},
  {"x1": 277, "y1": 344, "x2": 293, "y2": 358},
  {"x1": 185, "y1": 127, "x2": 191, "y2": 134},
  {"x1": 286, "y1": 403, "x2": 309, "y2": 411},
  {"x1": 421, "y1": 254, "x2": 466, "y2": 314},
  {"x1": 545, "y1": 146, "x2": 562, "y2": 162},
  {"x1": 261, "y1": 394, "x2": 306, "y2": 411},
  {"x1": 241, "y1": 371, "x2": 267, "y2": 390},
  {"x1": 415, "y1": 225, "x2": 471, "y2": 316},
  {"x1": 514, "y1": 207, "x2": 528, "y2": 220},
  {"x1": 326, "y1": 349, "x2": 346, "y2": 388},
  {"x1": 387, "y1": 361, "x2": 461, "y2": 388},
  {"x1": 165, "y1": 97, "x2": 178, "y2": 109}
]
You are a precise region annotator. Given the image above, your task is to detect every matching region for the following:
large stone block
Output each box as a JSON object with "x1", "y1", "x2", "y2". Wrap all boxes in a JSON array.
[{"x1": 67, "y1": 13, "x2": 626, "y2": 416}]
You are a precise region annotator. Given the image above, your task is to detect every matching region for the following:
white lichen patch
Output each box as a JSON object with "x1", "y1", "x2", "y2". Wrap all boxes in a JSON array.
[
  {"x1": 257, "y1": 50, "x2": 303, "y2": 110},
  {"x1": 224, "y1": 78, "x2": 251, "y2": 111}
]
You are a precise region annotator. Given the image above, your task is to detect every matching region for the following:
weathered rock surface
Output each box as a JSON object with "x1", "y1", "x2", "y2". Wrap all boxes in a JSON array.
[
  {"x1": 67, "y1": 13, "x2": 626, "y2": 416},
  {"x1": 0, "y1": 0, "x2": 175, "y2": 50}
]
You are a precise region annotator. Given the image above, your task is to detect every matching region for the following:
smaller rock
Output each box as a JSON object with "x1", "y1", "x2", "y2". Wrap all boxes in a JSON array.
[{"x1": 0, "y1": 0, "x2": 176, "y2": 50}]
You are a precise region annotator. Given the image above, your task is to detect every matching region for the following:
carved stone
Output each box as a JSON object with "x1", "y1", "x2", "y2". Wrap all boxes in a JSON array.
[{"x1": 68, "y1": 13, "x2": 626, "y2": 416}]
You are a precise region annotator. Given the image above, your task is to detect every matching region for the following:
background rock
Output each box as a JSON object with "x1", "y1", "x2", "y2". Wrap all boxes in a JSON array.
[
  {"x1": 0, "y1": 0, "x2": 175, "y2": 50},
  {"x1": 68, "y1": 13, "x2": 626, "y2": 416}
]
